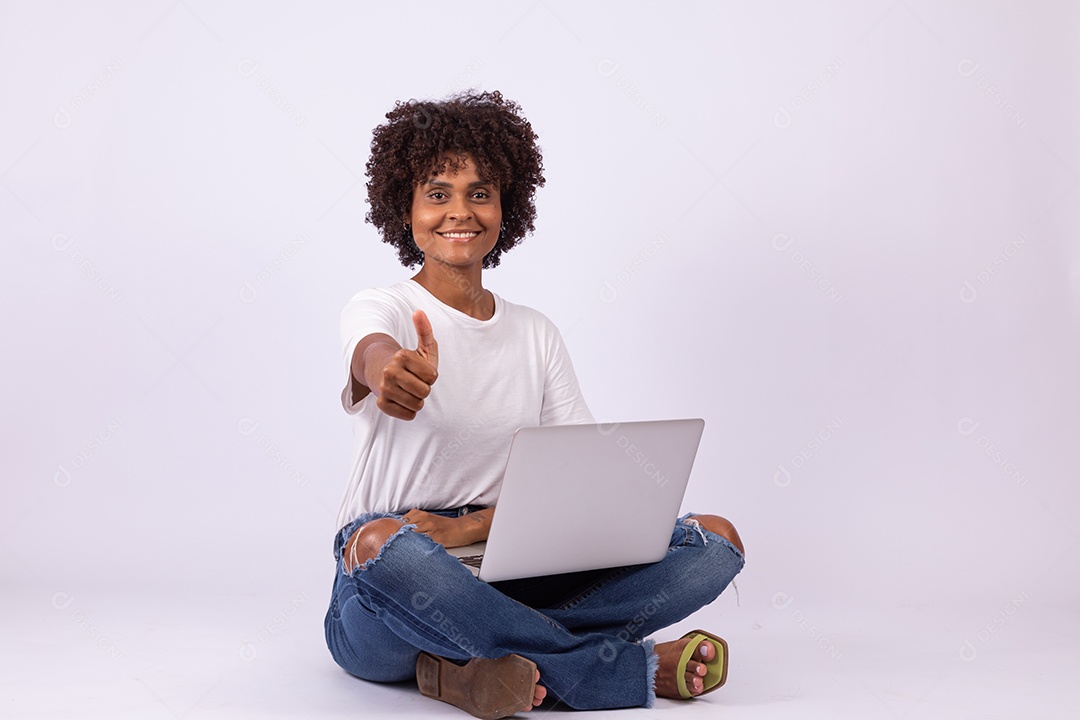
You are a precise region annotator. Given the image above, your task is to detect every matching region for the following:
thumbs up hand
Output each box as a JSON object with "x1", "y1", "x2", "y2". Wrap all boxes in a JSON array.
[
  {"x1": 412, "y1": 309, "x2": 439, "y2": 372},
  {"x1": 369, "y1": 310, "x2": 440, "y2": 421}
]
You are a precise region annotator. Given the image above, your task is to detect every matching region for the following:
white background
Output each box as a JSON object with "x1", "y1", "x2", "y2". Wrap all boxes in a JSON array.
[{"x1": 2, "y1": 1, "x2": 1078, "y2": 718}]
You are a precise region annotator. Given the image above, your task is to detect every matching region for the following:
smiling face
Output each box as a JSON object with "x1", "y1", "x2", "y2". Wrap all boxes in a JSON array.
[{"x1": 407, "y1": 153, "x2": 502, "y2": 272}]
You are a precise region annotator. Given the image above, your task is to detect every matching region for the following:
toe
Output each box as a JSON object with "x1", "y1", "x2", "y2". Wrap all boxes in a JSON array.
[
  {"x1": 687, "y1": 660, "x2": 707, "y2": 676},
  {"x1": 533, "y1": 672, "x2": 546, "y2": 707},
  {"x1": 684, "y1": 671, "x2": 703, "y2": 694}
]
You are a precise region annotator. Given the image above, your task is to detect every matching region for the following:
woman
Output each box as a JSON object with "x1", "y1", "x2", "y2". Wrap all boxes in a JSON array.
[{"x1": 324, "y1": 91, "x2": 745, "y2": 717}]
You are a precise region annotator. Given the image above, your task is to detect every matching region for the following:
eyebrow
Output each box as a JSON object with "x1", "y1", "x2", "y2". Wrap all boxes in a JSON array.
[{"x1": 422, "y1": 179, "x2": 493, "y2": 188}]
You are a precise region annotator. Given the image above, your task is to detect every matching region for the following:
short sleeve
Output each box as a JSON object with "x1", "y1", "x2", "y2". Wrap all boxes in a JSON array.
[
  {"x1": 339, "y1": 289, "x2": 407, "y2": 415},
  {"x1": 539, "y1": 321, "x2": 594, "y2": 426}
]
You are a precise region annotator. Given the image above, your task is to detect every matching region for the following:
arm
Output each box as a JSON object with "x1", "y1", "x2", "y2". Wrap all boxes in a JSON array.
[
  {"x1": 461, "y1": 507, "x2": 494, "y2": 543},
  {"x1": 350, "y1": 311, "x2": 439, "y2": 420},
  {"x1": 348, "y1": 332, "x2": 400, "y2": 405},
  {"x1": 403, "y1": 507, "x2": 495, "y2": 547}
]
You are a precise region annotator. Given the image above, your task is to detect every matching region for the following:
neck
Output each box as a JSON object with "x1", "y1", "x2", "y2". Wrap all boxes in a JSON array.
[{"x1": 412, "y1": 263, "x2": 494, "y2": 320}]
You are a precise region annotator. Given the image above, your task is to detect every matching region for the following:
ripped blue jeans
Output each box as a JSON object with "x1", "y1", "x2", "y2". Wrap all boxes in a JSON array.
[{"x1": 323, "y1": 508, "x2": 744, "y2": 710}]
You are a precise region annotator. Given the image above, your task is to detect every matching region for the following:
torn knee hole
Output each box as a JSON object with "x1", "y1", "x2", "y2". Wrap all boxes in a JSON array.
[
  {"x1": 684, "y1": 515, "x2": 709, "y2": 544},
  {"x1": 343, "y1": 518, "x2": 405, "y2": 573},
  {"x1": 687, "y1": 514, "x2": 745, "y2": 556}
]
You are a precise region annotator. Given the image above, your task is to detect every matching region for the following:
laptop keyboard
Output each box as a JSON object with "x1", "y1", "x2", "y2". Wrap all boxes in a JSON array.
[{"x1": 458, "y1": 555, "x2": 484, "y2": 568}]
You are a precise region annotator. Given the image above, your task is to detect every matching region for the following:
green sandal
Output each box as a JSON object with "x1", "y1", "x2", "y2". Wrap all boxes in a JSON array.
[
  {"x1": 416, "y1": 652, "x2": 537, "y2": 720},
  {"x1": 675, "y1": 629, "x2": 729, "y2": 699}
]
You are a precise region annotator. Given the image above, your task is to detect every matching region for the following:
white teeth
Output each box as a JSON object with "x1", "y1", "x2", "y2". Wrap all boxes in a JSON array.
[{"x1": 441, "y1": 232, "x2": 478, "y2": 238}]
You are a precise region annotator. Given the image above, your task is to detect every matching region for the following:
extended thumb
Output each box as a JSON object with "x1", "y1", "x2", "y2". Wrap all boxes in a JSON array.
[{"x1": 412, "y1": 310, "x2": 438, "y2": 366}]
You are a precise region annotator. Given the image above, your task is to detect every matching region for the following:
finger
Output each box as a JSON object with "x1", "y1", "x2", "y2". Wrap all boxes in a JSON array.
[
  {"x1": 374, "y1": 395, "x2": 417, "y2": 421},
  {"x1": 412, "y1": 310, "x2": 439, "y2": 371},
  {"x1": 380, "y1": 357, "x2": 435, "y2": 409},
  {"x1": 383, "y1": 361, "x2": 434, "y2": 401},
  {"x1": 398, "y1": 351, "x2": 438, "y2": 385},
  {"x1": 378, "y1": 383, "x2": 426, "y2": 414}
]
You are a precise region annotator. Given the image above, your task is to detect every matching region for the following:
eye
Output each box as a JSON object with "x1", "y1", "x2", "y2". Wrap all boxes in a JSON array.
[
  {"x1": 472, "y1": 190, "x2": 490, "y2": 200},
  {"x1": 427, "y1": 191, "x2": 447, "y2": 200}
]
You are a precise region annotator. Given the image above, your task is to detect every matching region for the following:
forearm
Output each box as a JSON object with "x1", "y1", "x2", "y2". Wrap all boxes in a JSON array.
[
  {"x1": 360, "y1": 341, "x2": 401, "y2": 393},
  {"x1": 461, "y1": 507, "x2": 495, "y2": 544},
  {"x1": 350, "y1": 334, "x2": 401, "y2": 401},
  {"x1": 402, "y1": 507, "x2": 495, "y2": 548}
]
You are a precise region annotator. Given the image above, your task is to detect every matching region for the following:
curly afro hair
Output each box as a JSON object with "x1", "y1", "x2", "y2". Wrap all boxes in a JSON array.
[{"x1": 365, "y1": 90, "x2": 545, "y2": 269}]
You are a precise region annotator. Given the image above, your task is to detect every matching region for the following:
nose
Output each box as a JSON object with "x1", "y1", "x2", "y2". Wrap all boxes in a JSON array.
[{"x1": 447, "y1": 194, "x2": 472, "y2": 222}]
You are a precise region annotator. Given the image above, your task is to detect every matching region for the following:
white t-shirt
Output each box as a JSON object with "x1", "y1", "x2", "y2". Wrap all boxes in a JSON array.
[{"x1": 335, "y1": 279, "x2": 594, "y2": 529}]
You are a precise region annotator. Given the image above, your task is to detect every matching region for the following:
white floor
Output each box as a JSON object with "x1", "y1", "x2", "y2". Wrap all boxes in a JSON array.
[{"x1": 3, "y1": 584, "x2": 1077, "y2": 719}]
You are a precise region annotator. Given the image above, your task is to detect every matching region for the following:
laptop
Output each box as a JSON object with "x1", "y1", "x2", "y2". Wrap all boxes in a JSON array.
[{"x1": 446, "y1": 418, "x2": 705, "y2": 582}]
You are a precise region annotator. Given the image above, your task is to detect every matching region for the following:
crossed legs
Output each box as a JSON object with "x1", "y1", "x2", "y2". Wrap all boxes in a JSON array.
[{"x1": 331, "y1": 512, "x2": 744, "y2": 708}]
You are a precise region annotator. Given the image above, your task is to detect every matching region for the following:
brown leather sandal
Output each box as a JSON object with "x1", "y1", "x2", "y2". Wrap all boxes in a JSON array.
[{"x1": 416, "y1": 652, "x2": 537, "y2": 719}]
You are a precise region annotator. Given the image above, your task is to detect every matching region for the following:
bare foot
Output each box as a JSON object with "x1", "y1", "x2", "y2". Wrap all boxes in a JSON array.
[
  {"x1": 523, "y1": 670, "x2": 547, "y2": 711},
  {"x1": 652, "y1": 637, "x2": 716, "y2": 699}
]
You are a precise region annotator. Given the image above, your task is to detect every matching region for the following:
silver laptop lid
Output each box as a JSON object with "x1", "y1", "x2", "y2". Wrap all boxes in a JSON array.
[{"x1": 477, "y1": 419, "x2": 705, "y2": 582}]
